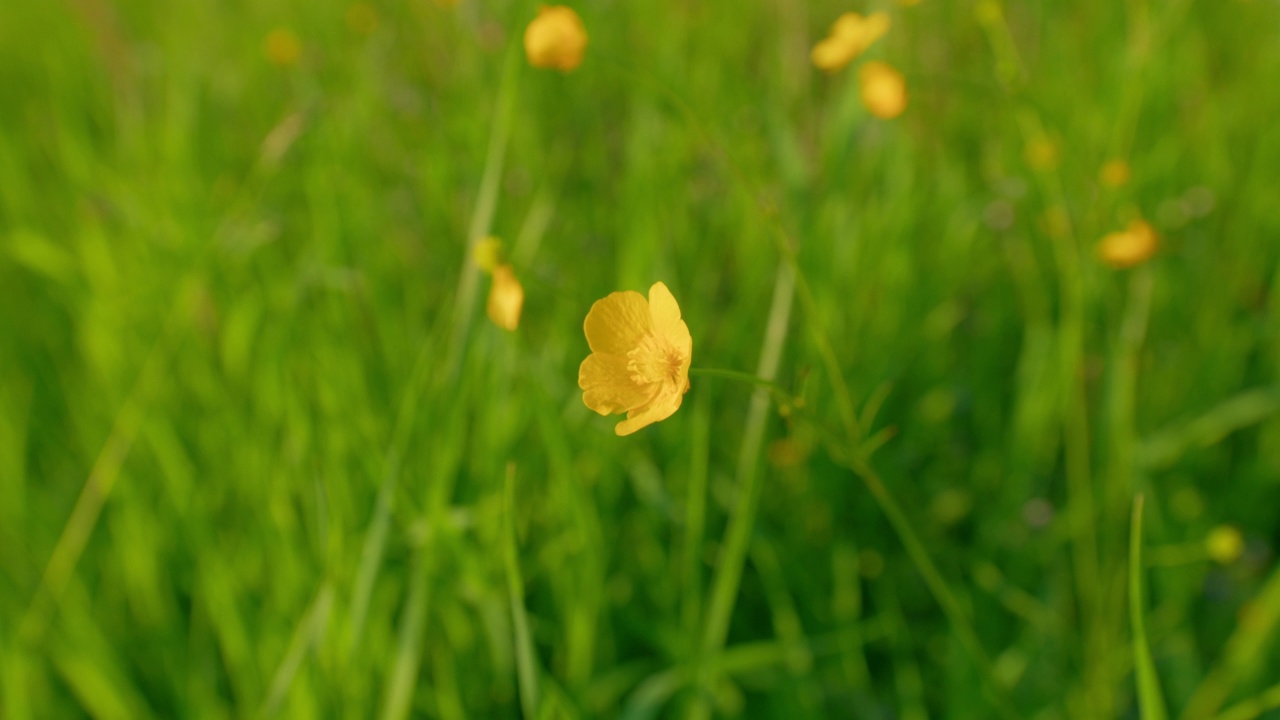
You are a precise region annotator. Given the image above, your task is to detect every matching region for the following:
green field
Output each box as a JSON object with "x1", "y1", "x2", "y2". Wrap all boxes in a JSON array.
[{"x1": 3, "y1": 0, "x2": 1280, "y2": 717}]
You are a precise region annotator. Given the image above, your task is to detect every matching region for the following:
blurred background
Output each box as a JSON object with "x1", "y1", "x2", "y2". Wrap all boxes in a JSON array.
[{"x1": 2, "y1": 0, "x2": 1280, "y2": 717}]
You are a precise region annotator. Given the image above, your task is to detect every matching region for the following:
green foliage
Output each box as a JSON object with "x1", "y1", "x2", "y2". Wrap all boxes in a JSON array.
[{"x1": 2, "y1": 0, "x2": 1280, "y2": 717}]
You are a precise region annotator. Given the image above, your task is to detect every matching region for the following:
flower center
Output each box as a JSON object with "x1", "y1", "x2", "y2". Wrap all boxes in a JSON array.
[{"x1": 627, "y1": 332, "x2": 684, "y2": 389}]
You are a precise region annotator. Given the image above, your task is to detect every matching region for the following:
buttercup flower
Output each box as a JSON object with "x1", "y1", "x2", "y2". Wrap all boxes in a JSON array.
[
  {"x1": 858, "y1": 61, "x2": 908, "y2": 119},
  {"x1": 1099, "y1": 159, "x2": 1131, "y2": 188},
  {"x1": 811, "y1": 12, "x2": 890, "y2": 72},
  {"x1": 487, "y1": 264, "x2": 524, "y2": 331},
  {"x1": 1097, "y1": 219, "x2": 1158, "y2": 268},
  {"x1": 472, "y1": 236, "x2": 505, "y2": 273},
  {"x1": 578, "y1": 282, "x2": 692, "y2": 436},
  {"x1": 524, "y1": 6, "x2": 588, "y2": 72},
  {"x1": 264, "y1": 29, "x2": 302, "y2": 66},
  {"x1": 1025, "y1": 136, "x2": 1060, "y2": 170}
]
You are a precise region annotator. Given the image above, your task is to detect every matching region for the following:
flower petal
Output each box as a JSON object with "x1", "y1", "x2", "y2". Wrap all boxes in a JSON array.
[
  {"x1": 524, "y1": 6, "x2": 588, "y2": 72},
  {"x1": 584, "y1": 290, "x2": 651, "y2": 354},
  {"x1": 811, "y1": 37, "x2": 853, "y2": 71},
  {"x1": 647, "y1": 282, "x2": 680, "y2": 335},
  {"x1": 648, "y1": 281, "x2": 692, "y2": 363},
  {"x1": 579, "y1": 352, "x2": 657, "y2": 415},
  {"x1": 615, "y1": 390, "x2": 683, "y2": 436},
  {"x1": 859, "y1": 61, "x2": 908, "y2": 119},
  {"x1": 831, "y1": 12, "x2": 863, "y2": 40},
  {"x1": 486, "y1": 264, "x2": 524, "y2": 331}
]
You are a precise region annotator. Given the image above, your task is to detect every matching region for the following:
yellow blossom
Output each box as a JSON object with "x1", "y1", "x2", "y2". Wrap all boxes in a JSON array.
[
  {"x1": 811, "y1": 12, "x2": 890, "y2": 72},
  {"x1": 472, "y1": 236, "x2": 505, "y2": 274},
  {"x1": 1099, "y1": 159, "x2": 1131, "y2": 188},
  {"x1": 524, "y1": 6, "x2": 588, "y2": 72},
  {"x1": 487, "y1": 264, "x2": 524, "y2": 331},
  {"x1": 858, "y1": 61, "x2": 908, "y2": 119},
  {"x1": 1205, "y1": 525, "x2": 1244, "y2": 564},
  {"x1": 1025, "y1": 136, "x2": 1059, "y2": 170},
  {"x1": 1096, "y1": 218, "x2": 1159, "y2": 268},
  {"x1": 578, "y1": 282, "x2": 692, "y2": 436},
  {"x1": 264, "y1": 28, "x2": 302, "y2": 67}
]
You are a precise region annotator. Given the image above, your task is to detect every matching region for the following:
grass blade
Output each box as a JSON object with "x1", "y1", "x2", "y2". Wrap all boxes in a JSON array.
[
  {"x1": 504, "y1": 463, "x2": 540, "y2": 719},
  {"x1": 1130, "y1": 494, "x2": 1168, "y2": 720}
]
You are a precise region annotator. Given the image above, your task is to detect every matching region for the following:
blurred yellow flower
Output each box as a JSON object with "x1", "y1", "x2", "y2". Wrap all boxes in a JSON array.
[
  {"x1": 1025, "y1": 136, "x2": 1059, "y2": 170},
  {"x1": 1099, "y1": 159, "x2": 1131, "y2": 188},
  {"x1": 1205, "y1": 525, "x2": 1244, "y2": 564},
  {"x1": 1096, "y1": 219, "x2": 1158, "y2": 268},
  {"x1": 524, "y1": 6, "x2": 588, "y2": 72},
  {"x1": 472, "y1": 236, "x2": 504, "y2": 274},
  {"x1": 811, "y1": 12, "x2": 890, "y2": 72},
  {"x1": 264, "y1": 28, "x2": 302, "y2": 66},
  {"x1": 578, "y1": 282, "x2": 692, "y2": 436},
  {"x1": 346, "y1": 3, "x2": 379, "y2": 34},
  {"x1": 858, "y1": 61, "x2": 908, "y2": 119},
  {"x1": 487, "y1": 264, "x2": 524, "y2": 331}
]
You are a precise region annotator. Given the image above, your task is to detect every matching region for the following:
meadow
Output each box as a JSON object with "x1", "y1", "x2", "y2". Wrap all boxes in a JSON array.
[{"x1": 2, "y1": 0, "x2": 1280, "y2": 717}]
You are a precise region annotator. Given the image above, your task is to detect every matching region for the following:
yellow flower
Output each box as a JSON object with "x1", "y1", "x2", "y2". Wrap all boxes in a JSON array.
[
  {"x1": 1099, "y1": 159, "x2": 1131, "y2": 188},
  {"x1": 1096, "y1": 219, "x2": 1159, "y2": 269},
  {"x1": 1024, "y1": 136, "x2": 1059, "y2": 170},
  {"x1": 472, "y1": 236, "x2": 505, "y2": 274},
  {"x1": 487, "y1": 264, "x2": 524, "y2": 331},
  {"x1": 524, "y1": 6, "x2": 588, "y2": 72},
  {"x1": 578, "y1": 282, "x2": 692, "y2": 436},
  {"x1": 1205, "y1": 525, "x2": 1244, "y2": 564},
  {"x1": 811, "y1": 12, "x2": 890, "y2": 72},
  {"x1": 858, "y1": 61, "x2": 908, "y2": 119},
  {"x1": 264, "y1": 28, "x2": 302, "y2": 67}
]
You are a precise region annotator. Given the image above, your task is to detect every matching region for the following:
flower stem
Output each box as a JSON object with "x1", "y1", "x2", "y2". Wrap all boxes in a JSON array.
[{"x1": 688, "y1": 367, "x2": 794, "y2": 401}]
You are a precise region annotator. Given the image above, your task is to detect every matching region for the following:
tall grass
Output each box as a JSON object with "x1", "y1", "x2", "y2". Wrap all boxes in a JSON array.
[{"x1": 2, "y1": 0, "x2": 1280, "y2": 717}]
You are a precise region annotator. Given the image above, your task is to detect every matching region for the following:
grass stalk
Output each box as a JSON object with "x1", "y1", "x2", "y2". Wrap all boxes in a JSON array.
[
  {"x1": 1130, "y1": 495, "x2": 1169, "y2": 720},
  {"x1": 504, "y1": 463, "x2": 540, "y2": 720},
  {"x1": 342, "y1": 33, "x2": 520, "y2": 650},
  {"x1": 444, "y1": 42, "x2": 522, "y2": 381},
  {"x1": 261, "y1": 583, "x2": 334, "y2": 718},
  {"x1": 848, "y1": 458, "x2": 1019, "y2": 720},
  {"x1": 1182, "y1": 564, "x2": 1280, "y2": 720},
  {"x1": 18, "y1": 281, "x2": 192, "y2": 646},
  {"x1": 1214, "y1": 682, "x2": 1280, "y2": 720},
  {"x1": 688, "y1": 262, "x2": 795, "y2": 720},
  {"x1": 679, "y1": 396, "x2": 712, "y2": 647}
]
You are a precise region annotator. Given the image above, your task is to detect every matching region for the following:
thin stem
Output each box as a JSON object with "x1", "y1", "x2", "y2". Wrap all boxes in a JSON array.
[
  {"x1": 444, "y1": 42, "x2": 522, "y2": 382},
  {"x1": 848, "y1": 458, "x2": 1019, "y2": 720},
  {"x1": 1215, "y1": 682, "x2": 1280, "y2": 720},
  {"x1": 689, "y1": 264, "x2": 796, "y2": 720},
  {"x1": 688, "y1": 367, "x2": 795, "y2": 401},
  {"x1": 1130, "y1": 494, "x2": 1169, "y2": 720},
  {"x1": 19, "y1": 276, "x2": 193, "y2": 645},
  {"x1": 981, "y1": 8, "x2": 1111, "y2": 714}
]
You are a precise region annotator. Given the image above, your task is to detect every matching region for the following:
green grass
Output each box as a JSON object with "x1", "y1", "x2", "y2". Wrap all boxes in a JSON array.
[{"x1": 3, "y1": 0, "x2": 1280, "y2": 717}]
